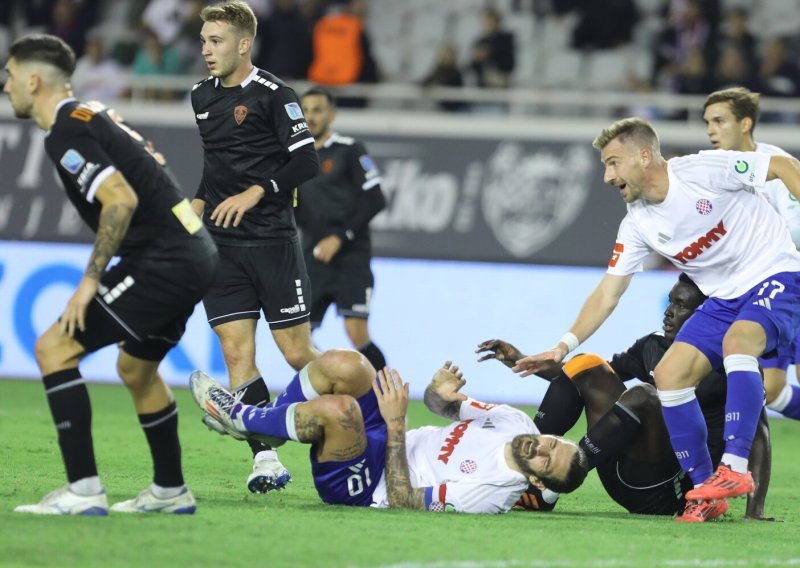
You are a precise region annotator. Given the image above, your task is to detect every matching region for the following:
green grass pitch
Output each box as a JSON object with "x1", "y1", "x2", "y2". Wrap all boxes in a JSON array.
[{"x1": 1, "y1": 378, "x2": 798, "y2": 567}]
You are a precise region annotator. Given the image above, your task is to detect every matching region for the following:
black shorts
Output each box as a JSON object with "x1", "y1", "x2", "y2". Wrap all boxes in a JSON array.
[
  {"x1": 74, "y1": 253, "x2": 219, "y2": 361},
  {"x1": 596, "y1": 455, "x2": 692, "y2": 515},
  {"x1": 305, "y1": 249, "x2": 374, "y2": 327},
  {"x1": 204, "y1": 240, "x2": 311, "y2": 330}
]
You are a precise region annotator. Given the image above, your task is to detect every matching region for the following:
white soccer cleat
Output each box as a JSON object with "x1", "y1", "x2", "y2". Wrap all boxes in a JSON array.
[
  {"x1": 189, "y1": 370, "x2": 248, "y2": 438},
  {"x1": 111, "y1": 486, "x2": 196, "y2": 514},
  {"x1": 202, "y1": 413, "x2": 247, "y2": 441},
  {"x1": 14, "y1": 485, "x2": 108, "y2": 516},
  {"x1": 247, "y1": 451, "x2": 293, "y2": 494}
]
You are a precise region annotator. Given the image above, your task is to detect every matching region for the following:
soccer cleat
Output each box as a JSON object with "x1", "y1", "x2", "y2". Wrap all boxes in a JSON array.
[
  {"x1": 247, "y1": 452, "x2": 293, "y2": 494},
  {"x1": 202, "y1": 413, "x2": 247, "y2": 441},
  {"x1": 675, "y1": 499, "x2": 729, "y2": 522},
  {"x1": 111, "y1": 486, "x2": 196, "y2": 514},
  {"x1": 14, "y1": 486, "x2": 108, "y2": 516},
  {"x1": 686, "y1": 465, "x2": 755, "y2": 501},
  {"x1": 190, "y1": 370, "x2": 248, "y2": 438}
]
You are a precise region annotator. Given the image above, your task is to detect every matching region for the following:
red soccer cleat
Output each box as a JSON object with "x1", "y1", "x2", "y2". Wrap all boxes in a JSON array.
[
  {"x1": 686, "y1": 465, "x2": 755, "y2": 501},
  {"x1": 675, "y1": 499, "x2": 729, "y2": 523}
]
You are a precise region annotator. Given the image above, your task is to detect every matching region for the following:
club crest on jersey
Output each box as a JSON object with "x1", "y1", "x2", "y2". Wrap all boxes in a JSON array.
[
  {"x1": 233, "y1": 105, "x2": 248, "y2": 125},
  {"x1": 459, "y1": 460, "x2": 477, "y2": 474},
  {"x1": 696, "y1": 199, "x2": 712, "y2": 215},
  {"x1": 60, "y1": 149, "x2": 85, "y2": 174},
  {"x1": 284, "y1": 102, "x2": 304, "y2": 120}
]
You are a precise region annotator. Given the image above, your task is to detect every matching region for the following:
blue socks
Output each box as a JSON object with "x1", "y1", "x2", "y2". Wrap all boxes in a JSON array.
[
  {"x1": 768, "y1": 383, "x2": 800, "y2": 420},
  {"x1": 271, "y1": 365, "x2": 319, "y2": 408},
  {"x1": 240, "y1": 402, "x2": 299, "y2": 442},
  {"x1": 658, "y1": 387, "x2": 713, "y2": 486},
  {"x1": 721, "y1": 355, "x2": 764, "y2": 472}
]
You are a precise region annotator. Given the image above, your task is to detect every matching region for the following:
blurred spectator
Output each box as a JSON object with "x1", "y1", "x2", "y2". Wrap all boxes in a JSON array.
[
  {"x1": 256, "y1": 0, "x2": 313, "y2": 80},
  {"x1": 674, "y1": 47, "x2": 714, "y2": 94},
  {"x1": 571, "y1": 0, "x2": 639, "y2": 50},
  {"x1": 717, "y1": 8, "x2": 756, "y2": 79},
  {"x1": 652, "y1": 0, "x2": 715, "y2": 92},
  {"x1": 757, "y1": 36, "x2": 800, "y2": 98},
  {"x1": 48, "y1": 0, "x2": 99, "y2": 58},
  {"x1": 467, "y1": 7, "x2": 515, "y2": 88},
  {"x1": 71, "y1": 29, "x2": 126, "y2": 102},
  {"x1": 713, "y1": 44, "x2": 757, "y2": 91},
  {"x1": 132, "y1": 28, "x2": 185, "y2": 100},
  {"x1": 308, "y1": 0, "x2": 379, "y2": 86},
  {"x1": 420, "y1": 43, "x2": 465, "y2": 112}
]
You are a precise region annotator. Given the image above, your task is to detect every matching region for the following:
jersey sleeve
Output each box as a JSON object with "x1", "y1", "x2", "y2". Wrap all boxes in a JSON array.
[
  {"x1": 458, "y1": 400, "x2": 535, "y2": 430},
  {"x1": 269, "y1": 87, "x2": 315, "y2": 154},
  {"x1": 608, "y1": 335, "x2": 651, "y2": 381},
  {"x1": 605, "y1": 215, "x2": 650, "y2": 276},
  {"x1": 47, "y1": 114, "x2": 117, "y2": 203},
  {"x1": 721, "y1": 150, "x2": 770, "y2": 190},
  {"x1": 423, "y1": 480, "x2": 523, "y2": 514},
  {"x1": 348, "y1": 141, "x2": 382, "y2": 191}
]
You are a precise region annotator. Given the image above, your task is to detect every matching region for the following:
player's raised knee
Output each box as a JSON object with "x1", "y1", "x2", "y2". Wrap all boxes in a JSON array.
[
  {"x1": 618, "y1": 383, "x2": 658, "y2": 413},
  {"x1": 563, "y1": 353, "x2": 610, "y2": 379},
  {"x1": 317, "y1": 393, "x2": 362, "y2": 422}
]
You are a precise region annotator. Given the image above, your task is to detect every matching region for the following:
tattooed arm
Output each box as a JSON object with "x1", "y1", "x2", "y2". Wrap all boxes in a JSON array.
[
  {"x1": 423, "y1": 361, "x2": 468, "y2": 421},
  {"x1": 373, "y1": 368, "x2": 426, "y2": 510},
  {"x1": 60, "y1": 171, "x2": 138, "y2": 336}
]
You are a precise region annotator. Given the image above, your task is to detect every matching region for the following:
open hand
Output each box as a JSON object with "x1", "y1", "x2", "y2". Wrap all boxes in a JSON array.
[
  {"x1": 59, "y1": 276, "x2": 99, "y2": 337},
  {"x1": 429, "y1": 361, "x2": 468, "y2": 403},
  {"x1": 210, "y1": 185, "x2": 264, "y2": 228},
  {"x1": 512, "y1": 346, "x2": 567, "y2": 378},
  {"x1": 373, "y1": 367, "x2": 409, "y2": 431},
  {"x1": 475, "y1": 339, "x2": 525, "y2": 369}
]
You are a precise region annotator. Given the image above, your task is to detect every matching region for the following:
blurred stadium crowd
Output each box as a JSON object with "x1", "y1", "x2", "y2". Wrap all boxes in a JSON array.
[{"x1": 1, "y1": 0, "x2": 800, "y2": 117}]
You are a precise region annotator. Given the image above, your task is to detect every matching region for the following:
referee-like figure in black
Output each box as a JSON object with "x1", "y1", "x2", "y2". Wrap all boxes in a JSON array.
[
  {"x1": 6, "y1": 35, "x2": 219, "y2": 515},
  {"x1": 190, "y1": 1, "x2": 320, "y2": 493},
  {"x1": 297, "y1": 87, "x2": 388, "y2": 371}
]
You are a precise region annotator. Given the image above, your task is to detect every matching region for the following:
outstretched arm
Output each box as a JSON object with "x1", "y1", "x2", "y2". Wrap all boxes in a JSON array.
[
  {"x1": 768, "y1": 155, "x2": 800, "y2": 201},
  {"x1": 373, "y1": 368, "x2": 426, "y2": 510},
  {"x1": 513, "y1": 273, "x2": 633, "y2": 377},
  {"x1": 476, "y1": 339, "x2": 562, "y2": 381},
  {"x1": 423, "y1": 361, "x2": 468, "y2": 420}
]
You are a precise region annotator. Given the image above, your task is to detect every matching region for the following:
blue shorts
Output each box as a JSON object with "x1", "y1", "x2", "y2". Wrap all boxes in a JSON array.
[
  {"x1": 310, "y1": 389, "x2": 387, "y2": 507},
  {"x1": 675, "y1": 272, "x2": 800, "y2": 371},
  {"x1": 760, "y1": 330, "x2": 800, "y2": 370}
]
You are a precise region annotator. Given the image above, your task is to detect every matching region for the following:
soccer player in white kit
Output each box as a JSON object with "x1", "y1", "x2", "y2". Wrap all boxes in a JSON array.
[
  {"x1": 703, "y1": 87, "x2": 800, "y2": 421},
  {"x1": 513, "y1": 117, "x2": 800, "y2": 522},
  {"x1": 190, "y1": 349, "x2": 588, "y2": 514}
]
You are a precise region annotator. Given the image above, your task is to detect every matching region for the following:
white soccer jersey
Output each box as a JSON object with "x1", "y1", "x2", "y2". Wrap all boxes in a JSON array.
[
  {"x1": 755, "y1": 142, "x2": 800, "y2": 248},
  {"x1": 370, "y1": 400, "x2": 534, "y2": 514},
  {"x1": 607, "y1": 150, "x2": 800, "y2": 299}
]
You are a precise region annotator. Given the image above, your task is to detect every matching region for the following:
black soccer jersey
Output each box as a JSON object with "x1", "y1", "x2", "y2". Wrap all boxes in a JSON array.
[
  {"x1": 609, "y1": 332, "x2": 726, "y2": 462},
  {"x1": 45, "y1": 98, "x2": 216, "y2": 262},
  {"x1": 192, "y1": 67, "x2": 315, "y2": 244},
  {"x1": 296, "y1": 132, "x2": 384, "y2": 252}
]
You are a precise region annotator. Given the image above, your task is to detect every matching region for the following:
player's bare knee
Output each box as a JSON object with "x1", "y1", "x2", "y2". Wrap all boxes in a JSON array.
[
  {"x1": 116, "y1": 358, "x2": 155, "y2": 392},
  {"x1": 282, "y1": 345, "x2": 316, "y2": 371},
  {"x1": 34, "y1": 330, "x2": 80, "y2": 372},
  {"x1": 317, "y1": 393, "x2": 362, "y2": 424},
  {"x1": 618, "y1": 383, "x2": 658, "y2": 414}
]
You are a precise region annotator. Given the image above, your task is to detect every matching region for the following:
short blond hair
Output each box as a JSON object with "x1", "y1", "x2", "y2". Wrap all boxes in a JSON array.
[
  {"x1": 201, "y1": 0, "x2": 257, "y2": 38},
  {"x1": 592, "y1": 117, "x2": 660, "y2": 153}
]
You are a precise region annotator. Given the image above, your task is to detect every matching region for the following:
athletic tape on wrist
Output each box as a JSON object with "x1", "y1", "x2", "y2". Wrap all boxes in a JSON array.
[{"x1": 559, "y1": 332, "x2": 580, "y2": 354}]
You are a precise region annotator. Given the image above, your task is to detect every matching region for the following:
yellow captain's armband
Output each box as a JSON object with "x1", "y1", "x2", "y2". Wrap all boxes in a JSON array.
[{"x1": 172, "y1": 198, "x2": 203, "y2": 235}]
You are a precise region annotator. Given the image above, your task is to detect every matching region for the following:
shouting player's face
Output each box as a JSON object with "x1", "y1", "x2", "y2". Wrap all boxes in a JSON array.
[
  {"x1": 200, "y1": 21, "x2": 247, "y2": 83},
  {"x1": 510, "y1": 434, "x2": 579, "y2": 486},
  {"x1": 703, "y1": 101, "x2": 749, "y2": 151},
  {"x1": 3, "y1": 58, "x2": 34, "y2": 119},
  {"x1": 601, "y1": 138, "x2": 647, "y2": 203},
  {"x1": 301, "y1": 94, "x2": 336, "y2": 140}
]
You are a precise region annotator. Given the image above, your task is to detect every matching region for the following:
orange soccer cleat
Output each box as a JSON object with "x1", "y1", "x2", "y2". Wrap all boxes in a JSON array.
[
  {"x1": 686, "y1": 465, "x2": 755, "y2": 501},
  {"x1": 675, "y1": 499, "x2": 729, "y2": 523}
]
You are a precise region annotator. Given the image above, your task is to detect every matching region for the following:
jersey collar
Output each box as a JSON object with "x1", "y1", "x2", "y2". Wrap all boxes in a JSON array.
[
  {"x1": 46, "y1": 96, "x2": 78, "y2": 136},
  {"x1": 323, "y1": 132, "x2": 340, "y2": 148},
  {"x1": 214, "y1": 65, "x2": 260, "y2": 89}
]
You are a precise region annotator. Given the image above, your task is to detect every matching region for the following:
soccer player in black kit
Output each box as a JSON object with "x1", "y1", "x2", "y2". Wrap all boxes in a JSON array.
[
  {"x1": 189, "y1": 0, "x2": 320, "y2": 493},
  {"x1": 5, "y1": 35, "x2": 219, "y2": 515},
  {"x1": 477, "y1": 274, "x2": 773, "y2": 522},
  {"x1": 297, "y1": 87, "x2": 388, "y2": 370}
]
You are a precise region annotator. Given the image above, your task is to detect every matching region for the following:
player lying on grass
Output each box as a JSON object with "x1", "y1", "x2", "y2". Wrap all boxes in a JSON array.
[
  {"x1": 191, "y1": 350, "x2": 588, "y2": 513},
  {"x1": 478, "y1": 274, "x2": 773, "y2": 522}
]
